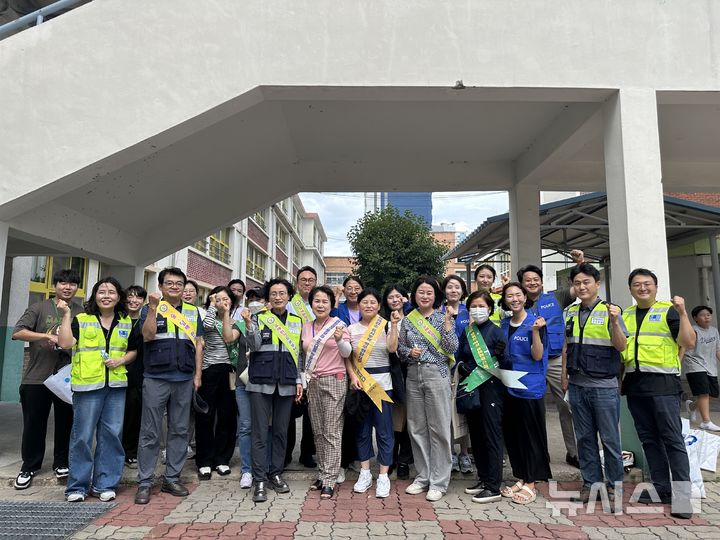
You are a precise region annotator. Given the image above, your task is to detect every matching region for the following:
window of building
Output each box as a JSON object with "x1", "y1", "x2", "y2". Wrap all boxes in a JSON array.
[
  {"x1": 280, "y1": 199, "x2": 289, "y2": 215},
  {"x1": 251, "y1": 209, "x2": 267, "y2": 231},
  {"x1": 193, "y1": 229, "x2": 231, "y2": 264},
  {"x1": 293, "y1": 208, "x2": 302, "y2": 233},
  {"x1": 29, "y1": 256, "x2": 88, "y2": 304},
  {"x1": 276, "y1": 224, "x2": 288, "y2": 253},
  {"x1": 325, "y1": 272, "x2": 347, "y2": 286},
  {"x1": 292, "y1": 243, "x2": 301, "y2": 266},
  {"x1": 246, "y1": 244, "x2": 266, "y2": 282},
  {"x1": 274, "y1": 263, "x2": 287, "y2": 280}
]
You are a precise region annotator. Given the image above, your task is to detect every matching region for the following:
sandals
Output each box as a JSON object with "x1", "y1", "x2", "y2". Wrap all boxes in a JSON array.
[
  {"x1": 511, "y1": 484, "x2": 537, "y2": 505},
  {"x1": 501, "y1": 481, "x2": 524, "y2": 498}
]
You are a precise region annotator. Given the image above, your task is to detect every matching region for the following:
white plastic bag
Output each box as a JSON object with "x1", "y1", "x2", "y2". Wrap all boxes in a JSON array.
[
  {"x1": 690, "y1": 429, "x2": 720, "y2": 473},
  {"x1": 681, "y1": 418, "x2": 706, "y2": 498},
  {"x1": 43, "y1": 364, "x2": 72, "y2": 405}
]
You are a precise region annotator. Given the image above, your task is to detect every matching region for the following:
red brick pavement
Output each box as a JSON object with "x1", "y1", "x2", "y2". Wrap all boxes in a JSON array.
[
  {"x1": 92, "y1": 484, "x2": 195, "y2": 528},
  {"x1": 300, "y1": 479, "x2": 437, "y2": 522}
]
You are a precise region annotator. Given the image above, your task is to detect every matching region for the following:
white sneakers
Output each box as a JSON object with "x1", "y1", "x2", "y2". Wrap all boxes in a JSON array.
[
  {"x1": 426, "y1": 489, "x2": 444, "y2": 502},
  {"x1": 240, "y1": 472, "x2": 253, "y2": 488},
  {"x1": 375, "y1": 473, "x2": 390, "y2": 498},
  {"x1": 686, "y1": 400, "x2": 699, "y2": 424},
  {"x1": 353, "y1": 469, "x2": 373, "y2": 493},
  {"x1": 701, "y1": 420, "x2": 720, "y2": 431},
  {"x1": 459, "y1": 454, "x2": 473, "y2": 474},
  {"x1": 66, "y1": 493, "x2": 85, "y2": 502},
  {"x1": 336, "y1": 468, "x2": 346, "y2": 484},
  {"x1": 405, "y1": 482, "x2": 428, "y2": 495},
  {"x1": 451, "y1": 453, "x2": 460, "y2": 472}
]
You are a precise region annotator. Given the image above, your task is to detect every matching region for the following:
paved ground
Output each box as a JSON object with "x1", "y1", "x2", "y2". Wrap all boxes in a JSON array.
[
  {"x1": 3, "y1": 393, "x2": 720, "y2": 538},
  {"x1": 4, "y1": 477, "x2": 720, "y2": 539}
]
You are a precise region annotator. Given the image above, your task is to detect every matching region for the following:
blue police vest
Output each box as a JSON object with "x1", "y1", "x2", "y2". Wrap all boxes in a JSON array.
[
  {"x1": 529, "y1": 292, "x2": 565, "y2": 358},
  {"x1": 502, "y1": 312, "x2": 548, "y2": 399}
]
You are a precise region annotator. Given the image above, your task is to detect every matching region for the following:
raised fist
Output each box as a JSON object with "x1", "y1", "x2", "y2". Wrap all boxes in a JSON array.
[
  {"x1": 148, "y1": 293, "x2": 161, "y2": 309},
  {"x1": 532, "y1": 316, "x2": 546, "y2": 330},
  {"x1": 445, "y1": 305, "x2": 457, "y2": 318},
  {"x1": 390, "y1": 310, "x2": 402, "y2": 324},
  {"x1": 333, "y1": 325, "x2": 344, "y2": 341},
  {"x1": 570, "y1": 249, "x2": 585, "y2": 264},
  {"x1": 607, "y1": 303, "x2": 621, "y2": 321},
  {"x1": 671, "y1": 295, "x2": 686, "y2": 315},
  {"x1": 56, "y1": 299, "x2": 70, "y2": 315}
]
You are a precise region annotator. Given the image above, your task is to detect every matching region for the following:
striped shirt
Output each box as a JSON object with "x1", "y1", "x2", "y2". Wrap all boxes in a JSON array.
[
  {"x1": 201, "y1": 306, "x2": 232, "y2": 369},
  {"x1": 347, "y1": 321, "x2": 393, "y2": 391}
]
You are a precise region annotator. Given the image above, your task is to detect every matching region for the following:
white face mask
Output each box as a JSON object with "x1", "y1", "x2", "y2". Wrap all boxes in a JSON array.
[
  {"x1": 469, "y1": 307, "x2": 489, "y2": 324},
  {"x1": 248, "y1": 301, "x2": 264, "y2": 315}
]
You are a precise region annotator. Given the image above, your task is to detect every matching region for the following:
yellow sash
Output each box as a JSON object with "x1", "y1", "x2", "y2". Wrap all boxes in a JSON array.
[
  {"x1": 291, "y1": 294, "x2": 313, "y2": 325},
  {"x1": 352, "y1": 316, "x2": 393, "y2": 412},
  {"x1": 258, "y1": 313, "x2": 300, "y2": 365},
  {"x1": 157, "y1": 301, "x2": 197, "y2": 346},
  {"x1": 405, "y1": 309, "x2": 455, "y2": 365}
]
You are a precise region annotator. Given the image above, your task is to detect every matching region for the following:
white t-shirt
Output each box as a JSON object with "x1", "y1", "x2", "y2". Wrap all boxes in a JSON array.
[{"x1": 683, "y1": 324, "x2": 720, "y2": 376}]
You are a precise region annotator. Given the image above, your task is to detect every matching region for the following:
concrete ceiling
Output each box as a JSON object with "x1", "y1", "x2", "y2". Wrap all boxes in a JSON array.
[{"x1": 4, "y1": 86, "x2": 720, "y2": 265}]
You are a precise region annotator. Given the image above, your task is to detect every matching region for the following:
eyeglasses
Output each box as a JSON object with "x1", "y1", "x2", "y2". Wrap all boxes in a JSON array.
[
  {"x1": 631, "y1": 281, "x2": 655, "y2": 289},
  {"x1": 163, "y1": 281, "x2": 184, "y2": 288},
  {"x1": 269, "y1": 292, "x2": 288, "y2": 298},
  {"x1": 298, "y1": 278, "x2": 316, "y2": 284}
]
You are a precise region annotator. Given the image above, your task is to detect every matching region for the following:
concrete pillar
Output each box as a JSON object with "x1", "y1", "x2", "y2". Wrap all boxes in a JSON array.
[
  {"x1": 604, "y1": 88, "x2": 669, "y2": 308},
  {"x1": 103, "y1": 265, "x2": 145, "y2": 290},
  {"x1": 509, "y1": 183, "x2": 541, "y2": 276},
  {"x1": 0, "y1": 257, "x2": 32, "y2": 402},
  {"x1": 710, "y1": 235, "x2": 720, "y2": 315}
]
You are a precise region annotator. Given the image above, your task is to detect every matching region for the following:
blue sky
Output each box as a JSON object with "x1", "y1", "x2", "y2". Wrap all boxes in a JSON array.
[{"x1": 299, "y1": 191, "x2": 509, "y2": 256}]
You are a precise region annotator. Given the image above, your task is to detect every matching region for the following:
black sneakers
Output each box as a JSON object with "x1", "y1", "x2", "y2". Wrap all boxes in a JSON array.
[{"x1": 14, "y1": 471, "x2": 34, "y2": 490}]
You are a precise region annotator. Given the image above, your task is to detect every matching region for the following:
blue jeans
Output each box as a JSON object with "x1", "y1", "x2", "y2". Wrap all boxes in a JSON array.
[
  {"x1": 569, "y1": 384, "x2": 623, "y2": 488},
  {"x1": 66, "y1": 387, "x2": 126, "y2": 496},
  {"x1": 235, "y1": 384, "x2": 252, "y2": 474},
  {"x1": 356, "y1": 391, "x2": 394, "y2": 467}
]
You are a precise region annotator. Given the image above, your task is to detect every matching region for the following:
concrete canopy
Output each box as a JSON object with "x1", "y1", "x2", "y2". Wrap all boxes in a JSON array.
[
  {"x1": 444, "y1": 192, "x2": 720, "y2": 263},
  {"x1": 0, "y1": 0, "x2": 720, "y2": 274}
]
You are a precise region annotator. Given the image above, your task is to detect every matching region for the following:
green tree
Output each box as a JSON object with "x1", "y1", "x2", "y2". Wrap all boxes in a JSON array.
[{"x1": 347, "y1": 206, "x2": 448, "y2": 291}]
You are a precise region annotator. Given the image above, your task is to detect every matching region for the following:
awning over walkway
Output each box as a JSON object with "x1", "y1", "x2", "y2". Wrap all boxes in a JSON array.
[{"x1": 445, "y1": 192, "x2": 720, "y2": 264}]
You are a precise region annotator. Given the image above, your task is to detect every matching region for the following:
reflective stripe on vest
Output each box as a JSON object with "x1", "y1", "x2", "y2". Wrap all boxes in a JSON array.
[
  {"x1": 72, "y1": 314, "x2": 131, "y2": 391},
  {"x1": 621, "y1": 301, "x2": 679, "y2": 375}
]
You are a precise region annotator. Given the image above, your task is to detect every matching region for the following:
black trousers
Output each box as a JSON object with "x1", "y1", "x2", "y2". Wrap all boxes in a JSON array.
[
  {"x1": 286, "y1": 404, "x2": 316, "y2": 464},
  {"x1": 250, "y1": 389, "x2": 294, "y2": 482},
  {"x1": 341, "y1": 413, "x2": 358, "y2": 468},
  {"x1": 19, "y1": 383, "x2": 73, "y2": 472},
  {"x1": 194, "y1": 364, "x2": 238, "y2": 468},
  {"x1": 393, "y1": 426, "x2": 414, "y2": 466},
  {"x1": 627, "y1": 394, "x2": 691, "y2": 499},
  {"x1": 467, "y1": 377, "x2": 505, "y2": 492},
  {"x1": 122, "y1": 383, "x2": 142, "y2": 460}
]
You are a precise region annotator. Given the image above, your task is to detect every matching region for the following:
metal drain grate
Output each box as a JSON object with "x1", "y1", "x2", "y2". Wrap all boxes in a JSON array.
[{"x1": 0, "y1": 500, "x2": 114, "y2": 539}]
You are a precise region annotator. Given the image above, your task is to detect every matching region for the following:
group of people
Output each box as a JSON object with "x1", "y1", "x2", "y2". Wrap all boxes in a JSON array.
[{"x1": 10, "y1": 251, "x2": 709, "y2": 518}]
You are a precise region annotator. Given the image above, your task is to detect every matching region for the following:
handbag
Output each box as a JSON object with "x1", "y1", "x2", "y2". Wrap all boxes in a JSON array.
[{"x1": 455, "y1": 378, "x2": 481, "y2": 414}]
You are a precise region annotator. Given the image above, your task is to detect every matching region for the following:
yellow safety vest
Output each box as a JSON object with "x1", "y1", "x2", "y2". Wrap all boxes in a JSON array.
[
  {"x1": 72, "y1": 313, "x2": 132, "y2": 391},
  {"x1": 490, "y1": 292, "x2": 503, "y2": 327},
  {"x1": 621, "y1": 301, "x2": 679, "y2": 375}
]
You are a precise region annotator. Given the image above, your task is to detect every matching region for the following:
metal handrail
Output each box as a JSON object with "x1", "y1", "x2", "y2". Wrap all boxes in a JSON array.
[{"x1": 0, "y1": 0, "x2": 87, "y2": 40}]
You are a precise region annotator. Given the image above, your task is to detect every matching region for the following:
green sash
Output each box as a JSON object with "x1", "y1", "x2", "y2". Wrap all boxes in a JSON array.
[
  {"x1": 258, "y1": 313, "x2": 300, "y2": 365},
  {"x1": 214, "y1": 319, "x2": 246, "y2": 366},
  {"x1": 461, "y1": 324, "x2": 499, "y2": 391},
  {"x1": 291, "y1": 294, "x2": 313, "y2": 325},
  {"x1": 406, "y1": 309, "x2": 455, "y2": 365},
  {"x1": 460, "y1": 324, "x2": 529, "y2": 391}
]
